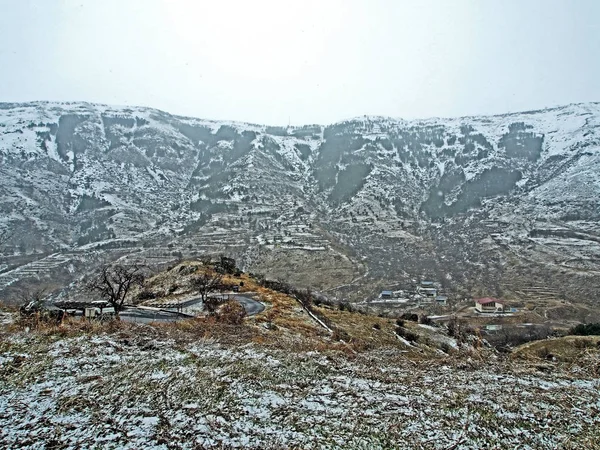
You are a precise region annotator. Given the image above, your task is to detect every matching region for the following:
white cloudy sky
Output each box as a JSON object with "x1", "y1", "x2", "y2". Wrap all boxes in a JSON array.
[{"x1": 1, "y1": 0, "x2": 599, "y2": 125}]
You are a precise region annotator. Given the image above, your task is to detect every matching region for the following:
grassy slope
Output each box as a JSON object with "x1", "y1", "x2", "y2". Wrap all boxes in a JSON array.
[
  {"x1": 1, "y1": 264, "x2": 600, "y2": 448},
  {"x1": 1, "y1": 319, "x2": 599, "y2": 449},
  {"x1": 512, "y1": 335, "x2": 600, "y2": 361}
]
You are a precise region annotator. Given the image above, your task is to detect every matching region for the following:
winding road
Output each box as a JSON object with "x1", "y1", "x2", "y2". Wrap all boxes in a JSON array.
[
  {"x1": 231, "y1": 295, "x2": 266, "y2": 316},
  {"x1": 120, "y1": 294, "x2": 265, "y2": 324}
]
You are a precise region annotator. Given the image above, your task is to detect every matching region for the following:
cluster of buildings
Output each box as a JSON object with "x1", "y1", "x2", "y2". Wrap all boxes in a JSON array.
[
  {"x1": 377, "y1": 280, "x2": 448, "y2": 308},
  {"x1": 375, "y1": 280, "x2": 511, "y2": 316},
  {"x1": 372, "y1": 280, "x2": 516, "y2": 314}
]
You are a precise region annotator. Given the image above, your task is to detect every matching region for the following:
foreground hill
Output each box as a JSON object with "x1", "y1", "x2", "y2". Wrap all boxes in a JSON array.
[
  {"x1": 1, "y1": 261, "x2": 599, "y2": 448},
  {"x1": 1, "y1": 101, "x2": 599, "y2": 306},
  {"x1": 1, "y1": 317, "x2": 599, "y2": 449}
]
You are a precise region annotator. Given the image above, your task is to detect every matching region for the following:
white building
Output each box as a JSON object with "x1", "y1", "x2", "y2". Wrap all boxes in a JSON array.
[{"x1": 475, "y1": 298, "x2": 505, "y2": 313}]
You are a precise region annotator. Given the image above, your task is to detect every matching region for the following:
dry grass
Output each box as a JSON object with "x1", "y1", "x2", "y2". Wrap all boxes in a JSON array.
[
  {"x1": 0, "y1": 302, "x2": 19, "y2": 313},
  {"x1": 0, "y1": 263, "x2": 483, "y2": 358},
  {"x1": 236, "y1": 274, "x2": 324, "y2": 335},
  {"x1": 131, "y1": 262, "x2": 438, "y2": 353},
  {"x1": 3, "y1": 327, "x2": 600, "y2": 449},
  {"x1": 512, "y1": 335, "x2": 600, "y2": 362},
  {"x1": 5, "y1": 315, "x2": 148, "y2": 340},
  {"x1": 316, "y1": 307, "x2": 397, "y2": 344},
  {"x1": 3, "y1": 265, "x2": 600, "y2": 448}
]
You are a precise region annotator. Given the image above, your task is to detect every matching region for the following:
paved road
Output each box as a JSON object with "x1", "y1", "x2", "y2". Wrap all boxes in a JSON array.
[
  {"x1": 121, "y1": 294, "x2": 265, "y2": 323},
  {"x1": 173, "y1": 294, "x2": 265, "y2": 316},
  {"x1": 120, "y1": 308, "x2": 184, "y2": 324},
  {"x1": 235, "y1": 295, "x2": 266, "y2": 316}
]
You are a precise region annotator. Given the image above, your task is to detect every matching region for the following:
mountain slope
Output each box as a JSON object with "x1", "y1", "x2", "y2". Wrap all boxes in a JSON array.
[{"x1": 0, "y1": 101, "x2": 599, "y2": 304}]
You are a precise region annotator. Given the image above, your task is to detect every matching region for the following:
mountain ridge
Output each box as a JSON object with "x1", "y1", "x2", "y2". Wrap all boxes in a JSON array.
[
  {"x1": 0, "y1": 100, "x2": 599, "y2": 311},
  {"x1": 3, "y1": 99, "x2": 600, "y2": 127}
]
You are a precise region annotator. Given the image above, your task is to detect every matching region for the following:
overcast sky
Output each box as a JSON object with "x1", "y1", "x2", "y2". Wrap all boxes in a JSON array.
[{"x1": 1, "y1": 0, "x2": 599, "y2": 125}]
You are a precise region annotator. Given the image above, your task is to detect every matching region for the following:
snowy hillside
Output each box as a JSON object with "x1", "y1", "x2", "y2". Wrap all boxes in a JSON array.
[
  {"x1": 0, "y1": 101, "x2": 599, "y2": 303},
  {"x1": 1, "y1": 323, "x2": 599, "y2": 449}
]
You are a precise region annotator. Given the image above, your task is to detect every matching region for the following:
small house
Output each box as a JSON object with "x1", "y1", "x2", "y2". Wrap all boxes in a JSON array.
[
  {"x1": 420, "y1": 287, "x2": 437, "y2": 298},
  {"x1": 435, "y1": 295, "x2": 448, "y2": 305},
  {"x1": 475, "y1": 298, "x2": 505, "y2": 313},
  {"x1": 380, "y1": 290, "x2": 393, "y2": 299}
]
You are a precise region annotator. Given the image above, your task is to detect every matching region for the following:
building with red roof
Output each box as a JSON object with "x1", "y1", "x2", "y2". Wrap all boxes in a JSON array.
[{"x1": 475, "y1": 297, "x2": 505, "y2": 313}]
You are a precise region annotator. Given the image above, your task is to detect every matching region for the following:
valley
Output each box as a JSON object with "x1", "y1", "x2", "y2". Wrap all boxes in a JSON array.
[{"x1": 0, "y1": 101, "x2": 599, "y2": 328}]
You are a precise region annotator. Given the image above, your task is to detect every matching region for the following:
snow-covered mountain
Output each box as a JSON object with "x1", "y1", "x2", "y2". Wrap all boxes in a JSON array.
[{"x1": 1, "y1": 101, "x2": 599, "y2": 303}]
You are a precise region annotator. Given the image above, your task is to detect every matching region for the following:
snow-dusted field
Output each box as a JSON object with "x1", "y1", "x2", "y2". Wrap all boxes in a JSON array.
[{"x1": 1, "y1": 328, "x2": 599, "y2": 449}]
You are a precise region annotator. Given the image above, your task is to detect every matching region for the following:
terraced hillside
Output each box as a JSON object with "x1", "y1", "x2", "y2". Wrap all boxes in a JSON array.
[{"x1": 0, "y1": 101, "x2": 599, "y2": 305}]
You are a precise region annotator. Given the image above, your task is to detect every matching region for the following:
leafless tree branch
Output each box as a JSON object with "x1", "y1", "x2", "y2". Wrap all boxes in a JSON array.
[
  {"x1": 190, "y1": 270, "x2": 223, "y2": 312},
  {"x1": 86, "y1": 263, "x2": 145, "y2": 313},
  {"x1": 18, "y1": 287, "x2": 48, "y2": 314}
]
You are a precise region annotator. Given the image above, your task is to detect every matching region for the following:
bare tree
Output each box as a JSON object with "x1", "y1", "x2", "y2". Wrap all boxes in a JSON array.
[
  {"x1": 86, "y1": 264, "x2": 145, "y2": 314},
  {"x1": 19, "y1": 287, "x2": 48, "y2": 316},
  {"x1": 190, "y1": 270, "x2": 223, "y2": 305},
  {"x1": 203, "y1": 295, "x2": 224, "y2": 315},
  {"x1": 217, "y1": 255, "x2": 237, "y2": 274}
]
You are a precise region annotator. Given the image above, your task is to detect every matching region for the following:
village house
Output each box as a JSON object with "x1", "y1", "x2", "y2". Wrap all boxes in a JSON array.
[
  {"x1": 419, "y1": 287, "x2": 437, "y2": 298},
  {"x1": 417, "y1": 281, "x2": 438, "y2": 298},
  {"x1": 475, "y1": 298, "x2": 505, "y2": 313},
  {"x1": 380, "y1": 290, "x2": 393, "y2": 299}
]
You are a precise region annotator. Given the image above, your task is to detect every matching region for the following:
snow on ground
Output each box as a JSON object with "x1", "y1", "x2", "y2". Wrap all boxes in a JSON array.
[
  {"x1": 0, "y1": 312, "x2": 13, "y2": 326},
  {"x1": 1, "y1": 329, "x2": 599, "y2": 449}
]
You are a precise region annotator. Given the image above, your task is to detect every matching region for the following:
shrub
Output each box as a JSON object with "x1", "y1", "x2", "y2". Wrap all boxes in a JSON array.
[
  {"x1": 395, "y1": 326, "x2": 419, "y2": 343},
  {"x1": 419, "y1": 315, "x2": 433, "y2": 325},
  {"x1": 199, "y1": 255, "x2": 212, "y2": 266},
  {"x1": 18, "y1": 308, "x2": 65, "y2": 328},
  {"x1": 216, "y1": 255, "x2": 237, "y2": 274},
  {"x1": 400, "y1": 313, "x2": 419, "y2": 322},
  {"x1": 486, "y1": 325, "x2": 551, "y2": 350},
  {"x1": 332, "y1": 328, "x2": 351, "y2": 342},
  {"x1": 536, "y1": 346, "x2": 554, "y2": 360},
  {"x1": 178, "y1": 265, "x2": 197, "y2": 276},
  {"x1": 339, "y1": 302, "x2": 354, "y2": 312},
  {"x1": 264, "y1": 309, "x2": 277, "y2": 330},
  {"x1": 215, "y1": 300, "x2": 246, "y2": 325},
  {"x1": 204, "y1": 296, "x2": 224, "y2": 315},
  {"x1": 259, "y1": 278, "x2": 291, "y2": 294},
  {"x1": 447, "y1": 318, "x2": 457, "y2": 337},
  {"x1": 439, "y1": 342, "x2": 451, "y2": 353},
  {"x1": 570, "y1": 323, "x2": 600, "y2": 336},
  {"x1": 137, "y1": 289, "x2": 156, "y2": 301},
  {"x1": 294, "y1": 289, "x2": 313, "y2": 308}
]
